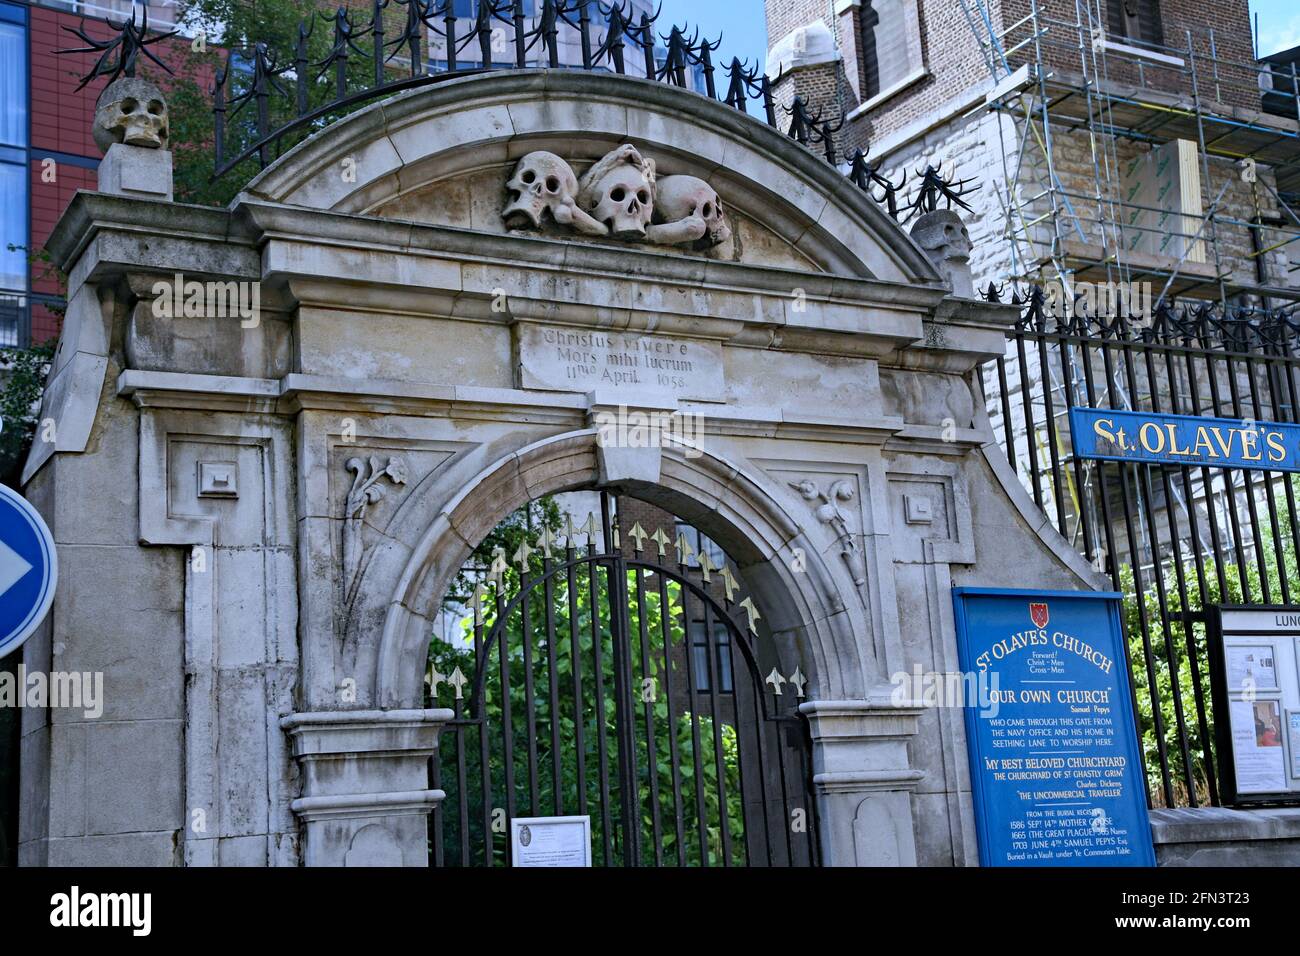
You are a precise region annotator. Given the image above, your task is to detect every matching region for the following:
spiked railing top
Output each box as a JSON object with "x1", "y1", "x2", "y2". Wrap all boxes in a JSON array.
[
  {"x1": 988, "y1": 283, "x2": 1300, "y2": 355},
  {"x1": 55, "y1": 8, "x2": 176, "y2": 91},
  {"x1": 195, "y1": 0, "x2": 973, "y2": 222}
]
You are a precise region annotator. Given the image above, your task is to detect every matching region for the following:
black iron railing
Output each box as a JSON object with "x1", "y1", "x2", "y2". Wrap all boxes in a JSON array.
[
  {"x1": 982, "y1": 293, "x2": 1300, "y2": 809},
  {"x1": 198, "y1": 0, "x2": 919, "y2": 212},
  {"x1": 427, "y1": 491, "x2": 818, "y2": 867}
]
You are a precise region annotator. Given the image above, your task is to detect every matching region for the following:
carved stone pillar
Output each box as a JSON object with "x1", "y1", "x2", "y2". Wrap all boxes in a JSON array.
[
  {"x1": 801, "y1": 699, "x2": 925, "y2": 866},
  {"x1": 281, "y1": 709, "x2": 452, "y2": 866}
]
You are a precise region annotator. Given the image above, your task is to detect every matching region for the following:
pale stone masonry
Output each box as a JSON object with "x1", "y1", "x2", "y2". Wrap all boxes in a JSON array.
[{"x1": 18, "y1": 68, "x2": 1125, "y2": 866}]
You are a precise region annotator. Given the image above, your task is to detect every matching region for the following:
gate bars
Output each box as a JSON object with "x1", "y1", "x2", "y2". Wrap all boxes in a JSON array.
[
  {"x1": 984, "y1": 294, "x2": 1300, "y2": 809},
  {"x1": 425, "y1": 492, "x2": 819, "y2": 867}
]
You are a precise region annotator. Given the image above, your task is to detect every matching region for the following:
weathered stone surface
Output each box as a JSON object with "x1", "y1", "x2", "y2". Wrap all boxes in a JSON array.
[{"x1": 20, "y1": 70, "x2": 1116, "y2": 871}]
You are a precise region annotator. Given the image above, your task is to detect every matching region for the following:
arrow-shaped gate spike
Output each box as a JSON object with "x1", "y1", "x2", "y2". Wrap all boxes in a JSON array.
[
  {"x1": 611, "y1": 524, "x2": 620, "y2": 549},
  {"x1": 649, "y1": 528, "x2": 671, "y2": 559},
  {"x1": 428, "y1": 664, "x2": 446, "y2": 697},
  {"x1": 447, "y1": 666, "x2": 468, "y2": 701},
  {"x1": 765, "y1": 668, "x2": 786, "y2": 695},
  {"x1": 720, "y1": 564, "x2": 739, "y2": 602},
  {"x1": 674, "y1": 531, "x2": 695, "y2": 566},
  {"x1": 580, "y1": 513, "x2": 597, "y2": 545},
  {"x1": 468, "y1": 582, "x2": 488, "y2": 626},
  {"x1": 739, "y1": 596, "x2": 762, "y2": 634},
  {"x1": 540, "y1": 526, "x2": 557, "y2": 559},
  {"x1": 513, "y1": 538, "x2": 534, "y2": 571},
  {"x1": 789, "y1": 666, "x2": 807, "y2": 699},
  {"x1": 488, "y1": 547, "x2": 508, "y2": 586},
  {"x1": 697, "y1": 550, "x2": 717, "y2": 583},
  {"x1": 563, "y1": 514, "x2": 578, "y2": 547},
  {"x1": 627, "y1": 521, "x2": 648, "y2": 552}
]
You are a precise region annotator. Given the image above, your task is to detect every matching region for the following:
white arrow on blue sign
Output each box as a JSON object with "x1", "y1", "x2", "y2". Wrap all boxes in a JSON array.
[{"x1": 0, "y1": 483, "x2": 57, "y2": 658}]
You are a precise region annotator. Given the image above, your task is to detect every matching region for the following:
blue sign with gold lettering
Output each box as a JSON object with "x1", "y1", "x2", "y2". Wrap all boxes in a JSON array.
[
  {"x1": 952, "y1": 588, "x2": 1155, "y2": 867},
  {"x1": 1069, "y1": 406, "x2": 1300, "y2": 472}
]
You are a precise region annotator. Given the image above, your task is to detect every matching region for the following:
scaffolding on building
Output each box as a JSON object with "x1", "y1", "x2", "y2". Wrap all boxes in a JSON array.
[
  {"x1": 958, "y1": 1, "x2": 1300, "y2": 807},
  {"x1": 959, "y1": 0, "x2": 1300, "y2": 312}
]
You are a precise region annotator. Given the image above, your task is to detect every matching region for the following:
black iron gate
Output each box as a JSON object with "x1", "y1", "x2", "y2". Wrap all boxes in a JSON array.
[
  {"x1": 984, "y1": 294, "x2": 1300, "y2": 809},
  {"x1": 426, "y1": 493, "x2": 819, "y2": 867}
]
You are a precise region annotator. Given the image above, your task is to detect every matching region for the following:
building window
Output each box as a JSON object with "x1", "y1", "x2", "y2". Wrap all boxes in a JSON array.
[
  {"x1": 689, "y1": 619, "x2": 734, "y2": 694},
  {"x1": 0, "y1": 0, "x2": 28, "y2": 342},
  {"x1": 1106, "y1": 0, "x2": 1164, "y2": 49},
  {"x1": 450, "y1": 0, "x2": 536, "y2": 17},
  {"x1": 858, "y1": 0, "x2": 924, "y2": 103},
  {"x1": 672, "y1": 521, "x2": 725, "y2": 571}
]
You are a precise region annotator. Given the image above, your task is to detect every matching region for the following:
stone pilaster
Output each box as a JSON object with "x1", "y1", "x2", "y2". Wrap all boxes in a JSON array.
[
  {"x1": 281, "y1": 709, "x2": 452, "y2": 866},
  {"x1": 801, "y1": 698, "x2": 925, "y2": 866}
]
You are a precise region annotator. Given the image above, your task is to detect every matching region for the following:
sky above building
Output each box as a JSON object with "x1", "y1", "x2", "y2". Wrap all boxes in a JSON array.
[
  {"x1": 658, "y1": 0, "x2": 1300, "y2": 64},
  {"x1": 1251, "y1": 0, "x2": 1300, "y2": 57},
  {"x1": 657, "y1": 0, "x2": 770, "y2": 71}
]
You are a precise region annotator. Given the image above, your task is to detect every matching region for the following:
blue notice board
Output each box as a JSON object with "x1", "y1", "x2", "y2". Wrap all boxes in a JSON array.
[{"x1": 952, "y1": 588, "x2": 1155, "y2": 867}]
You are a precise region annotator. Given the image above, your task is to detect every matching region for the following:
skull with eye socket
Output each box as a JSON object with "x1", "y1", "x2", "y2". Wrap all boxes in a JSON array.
[
  {"x1": 502, "y1": 152, "x2": 608, "y2": 236},
  {"x1": 646, "y1": 175, "x2": 732, "y2": 250},
  {"x1": 910, "y1": 209, "x2": 975, "y2": 298},
  {"x1": 578, "y1": 145, "x2": 657, "y2": 240},
  {"x1": 93, "y1": 77, "x2": 169, "y2": 151}
]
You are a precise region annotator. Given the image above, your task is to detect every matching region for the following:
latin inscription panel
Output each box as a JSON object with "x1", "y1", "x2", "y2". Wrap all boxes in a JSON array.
[{"x1": 517, "y1": 325, "x2": 725, "y2": 401}]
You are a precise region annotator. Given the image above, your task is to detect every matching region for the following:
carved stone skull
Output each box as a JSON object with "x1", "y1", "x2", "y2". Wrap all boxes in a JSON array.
[
  {"x1": 93, "y1": 77, "x2": 169, "y2": 152},
  {"x1": 648, "y1": 175, "x2": 732, "y2": 249},
  {"x1": 578, "y1": 145, "x2": 656, "y2": 240},
  {"x1": 503, "y1": 152, "x2": 580, "y2": 229},
  {"x1": 910, "y1": 209, "x2": 975, "y2": 298}
]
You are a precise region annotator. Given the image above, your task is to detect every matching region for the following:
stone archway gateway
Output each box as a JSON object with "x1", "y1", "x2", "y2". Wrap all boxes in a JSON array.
[
  {"x1": 20, "y1": 68, "x2": 1104, "y2": 867},
  {"x1": 429, "y1": 489, "x2": 820, "y2": 868}
]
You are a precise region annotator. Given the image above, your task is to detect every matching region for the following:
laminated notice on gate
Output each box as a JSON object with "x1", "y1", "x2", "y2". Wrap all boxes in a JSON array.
[
  {"x1": 516, "y1": 324, "x2": 725, "y2": 402},
  {"x1": 510, "y1": 816, "x2": 592, "y2": 867}
]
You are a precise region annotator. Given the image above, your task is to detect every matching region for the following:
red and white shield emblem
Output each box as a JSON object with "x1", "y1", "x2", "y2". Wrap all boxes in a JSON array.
[{"x1": 1030, "y1": 602, "x2": 1049, "y2": 629}]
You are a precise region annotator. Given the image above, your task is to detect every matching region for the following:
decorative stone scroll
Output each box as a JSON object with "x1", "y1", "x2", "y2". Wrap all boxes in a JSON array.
[
  {"x1": 342, "y1": 455, "x2": 408, "y2": 604},
  {"x1": 503, "y1": 144, "x2": 732, "y2": 250},
  {"x1": 788, "y1": 478, "x2": 869, "y2": 587}
]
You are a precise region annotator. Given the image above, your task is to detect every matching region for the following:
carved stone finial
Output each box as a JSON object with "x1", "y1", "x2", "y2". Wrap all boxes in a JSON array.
[
  {"x1": 910, "y1": 209, "x2": 974, "y2": 298},
  {"x1": 93, "y1": 76, "x2": 169, "y2": 151}
]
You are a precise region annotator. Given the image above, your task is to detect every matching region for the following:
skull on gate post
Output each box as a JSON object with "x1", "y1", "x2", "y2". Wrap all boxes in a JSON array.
[
  {"x1": 578, "y1": 145, "x2": 657, "y2": 240},
  {"x1": 910, "y1": 209, "x2": 975, "y2": 298},
  {"x1": 93, "y1": 77, "x2": 169, "y2": 152}
]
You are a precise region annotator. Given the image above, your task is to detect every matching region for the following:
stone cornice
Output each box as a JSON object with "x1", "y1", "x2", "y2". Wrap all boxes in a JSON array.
[{"x1": 116, "y1": 369, "x2": 908, "y2": 443}]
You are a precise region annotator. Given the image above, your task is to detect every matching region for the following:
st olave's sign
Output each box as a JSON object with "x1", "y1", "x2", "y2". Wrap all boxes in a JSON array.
[{"x1": 1069, "y1": 407, "x2": 1300, "y2": 472}]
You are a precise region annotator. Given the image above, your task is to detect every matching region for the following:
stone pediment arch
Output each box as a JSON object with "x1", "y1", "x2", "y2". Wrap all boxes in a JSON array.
[{"x1": 238, "y1": 70, "x2": 944, "y2": 284}]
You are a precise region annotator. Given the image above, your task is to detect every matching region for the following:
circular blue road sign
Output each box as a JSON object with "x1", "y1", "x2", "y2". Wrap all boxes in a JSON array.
[{"x1": 0, "y1": 483, "x2": 57, "y2": 658}]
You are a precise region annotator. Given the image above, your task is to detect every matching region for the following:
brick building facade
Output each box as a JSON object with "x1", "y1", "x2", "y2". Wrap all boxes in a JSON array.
[{"x1": 3, "y1": 1, "x2": 187, "y2": 348}]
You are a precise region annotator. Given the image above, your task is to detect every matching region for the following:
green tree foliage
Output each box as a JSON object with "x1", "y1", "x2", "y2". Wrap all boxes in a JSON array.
[
  {"x1": 1123, "y1": 488, "x2": 1300, "y2": 806},
  {"x1": 168, "y1": 0, "x2": 408, "y2": 206}
]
